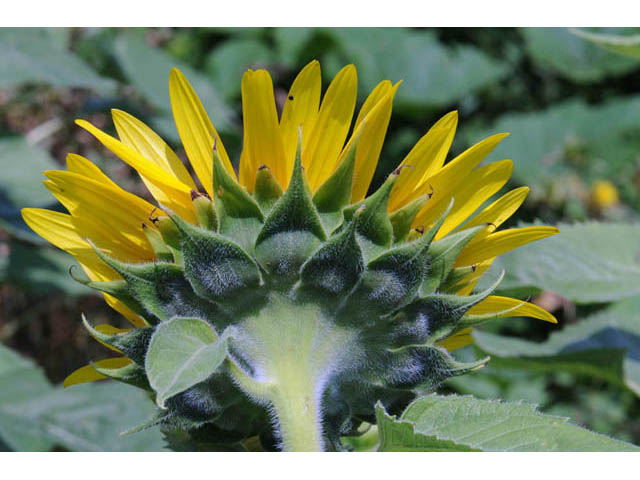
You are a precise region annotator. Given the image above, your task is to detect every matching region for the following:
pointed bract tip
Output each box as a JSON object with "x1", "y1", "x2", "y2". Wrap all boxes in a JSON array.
[{"x1": 69, "y1": 265, "x2": 90, "y2": 285}]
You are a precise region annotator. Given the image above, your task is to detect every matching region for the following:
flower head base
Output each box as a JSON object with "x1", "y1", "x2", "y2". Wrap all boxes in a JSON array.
[{"x1": 22, "y1": 61, "x2": 558, "y2": 451}]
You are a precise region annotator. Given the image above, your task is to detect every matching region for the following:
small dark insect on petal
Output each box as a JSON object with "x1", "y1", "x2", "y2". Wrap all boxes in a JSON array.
[
  {"x1": 149, "y1": 207, "x2": 159, "y2": 224},
  {"x1": 288, "y1": 95, "x2": 294, "y2": 100}
]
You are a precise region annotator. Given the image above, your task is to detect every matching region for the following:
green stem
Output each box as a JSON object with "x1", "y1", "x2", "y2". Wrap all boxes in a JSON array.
[
  {"x1": 226, "y1": 293, "x2": 357, "y2": 452},
  {"x1": 270, "y1": 380, "x2": 324, "y2": 452},
  {"x1": 227, "y1": 359, "x2": 325, "y2": 451}
]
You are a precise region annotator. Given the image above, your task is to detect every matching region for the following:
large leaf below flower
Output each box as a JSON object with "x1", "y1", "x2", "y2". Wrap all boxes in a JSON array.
[
  {"x1": 376, "y1": 394, "x2": 639, "y2": 451},
  {"x1": 472, "y1": 296, "x2": 640, "y2": 396}
]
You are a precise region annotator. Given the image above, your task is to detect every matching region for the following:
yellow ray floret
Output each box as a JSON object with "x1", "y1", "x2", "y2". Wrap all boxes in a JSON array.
[
  {"x1": 240, "y1": 69, "x2": 288, "y2": 190},
  {"x1": 468, "y1": 295, "x2": 558, "y2": 323},
  {"x1": 304, "y1": 64, "x2": 358, "y2": 190},
  {"x1": 437, "y1": 328, "x2": 474, "y2": 352},
  {"x1": 455, "y1": 226, "x2": 560, "y2": 267},
  {"x1": 280, "y1": 60, "x2": 322, "y2": 177},
  {"x1": 169, "y1": 67, "x2": 235, "y2": 195},
  {"x1": 389, "y1": 111, "x2": 458, "y2": 210},
  {"x1": 63, "y1": 357, "x2": 133, "y2": 388}
]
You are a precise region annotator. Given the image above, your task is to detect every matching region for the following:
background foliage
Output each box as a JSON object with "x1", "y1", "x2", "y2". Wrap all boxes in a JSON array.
[{"x1": 1, "y1": 27, "x2": 640, "y2": 451}]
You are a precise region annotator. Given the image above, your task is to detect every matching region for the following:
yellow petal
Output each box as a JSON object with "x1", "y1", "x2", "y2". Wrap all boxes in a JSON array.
[
  {"x1": 435, "y1": 159, "x2": 514, "y2": 240},
  {"x1": 454, "y1": 259, "x2": 495, "y2": 296},
  {"x1": 112, "y1": 109, "x2": 198, "y2": 223},
  {"x1": 66, "y1": 153, "x2": 119, "y2": 188},
  {"x1": 22, "y1": 208, "x2": 133, "y2": 270},
  {"x1": 280, "y1": 60, "x2": 321, "y2": 180},
  {"x1": 467, "y1": 295, "x2": 558, "y2": 323},
  {"x1": 351, "y1": 81, "x2": 399, "y2": 202},
  {"x1": 406, "y1": 133, "x2": 509, "y2": 227},
  {"x1": 464, "y1": 187, "x2": 530, "y2": 244},
  {"x1": 102, "y1": 294, "x2": 147, "y2": 328},
  {"x1": 112, "y1": 109, "x2": 197, "y2": 190},
  {"x1": 95, "y1": 324, "x2": 131, "y2": 335},
  {"x1": 437, "y1": 328, "x2": 474, "y2": 352},
  {"x1": 455, "y1": 226, "x2": 560, "y2": 267},
  {"x1": 239, "y1": 69, "x2": 287, "y2": 191},
  {"x1": 63, "y1": 357, "x2": 132, "y2": 388},
  {"x1": 169, "y1": 68, "x2": 235, "y2": 196},
  {"x1": 389, "y1": 111, "x2": 458, "y2": 210},
  {"x1": 22, "y1": 208, "x2": 88, "y2": 252},
  {"x1": 22, "y1": 208, "x2": 147, "y2": 326},
  {"x1": 304, "y1": 64, "x2": 358, "y2": 191},
  {"x1": 76, "y1": 119, "x2": 195, "y2": 222},
  {"x1": 43, "y1": 171, "x2": 156, "y2": 257}
]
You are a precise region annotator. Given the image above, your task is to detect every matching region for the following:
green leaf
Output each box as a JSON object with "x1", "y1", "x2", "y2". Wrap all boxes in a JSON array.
[
  {"x1": 489, "y1": 223, "x2": 640, "y2": 304},
  {"x1": 522, "y1": 27, "x2": 639, "y2": 83},
  {"x1": 146, "y1": 317, "x2": 229, "y2": 408},
  {"x1": 0, "y1": 28, "x2": 116, "y2": 94},
  {"x1": 32, "y1": 382, "x2": 166, "y2": 451},
  {"x1": 112, "y1": 31, "x2": 235, "y2": 138},
  {"x1": 204, "y1": 39, "x2": 273, "y2": 99},
  {"x1": 571, "y1": 28, "x2": 640, "y2": 61},
  {"x1": 473, "y1": 296, "x2": 640, "y2": 396},
  {"x1": 376, "y1": 394, "x2": 639, "y2": 451},
  {"x1": 0, "y1": 344, "x2": 165, "y2": 451},
  {"x1": 0, "y1": 344, "x2": 54, "y2": 451},
  {"x1": 324, "y1": 28, "x2": 509, "y2": 108}
]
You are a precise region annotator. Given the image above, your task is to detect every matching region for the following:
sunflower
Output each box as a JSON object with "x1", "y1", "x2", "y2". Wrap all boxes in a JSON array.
[{"x1": 22, "y1": 60, "x2": 558, "y2": 451}]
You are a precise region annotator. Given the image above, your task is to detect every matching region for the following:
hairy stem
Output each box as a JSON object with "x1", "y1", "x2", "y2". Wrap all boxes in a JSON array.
[
  {"x1": 227, "y1": 293, "x2": 358, "y2": 451},
  {"x1": 270, "y1": 370, "x2": 324, "y2": 451}
]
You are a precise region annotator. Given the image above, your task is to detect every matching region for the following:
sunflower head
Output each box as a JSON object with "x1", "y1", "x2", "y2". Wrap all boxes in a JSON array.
[{"x1": 22, "y1": 61, "x2": 558, "y2": 452}]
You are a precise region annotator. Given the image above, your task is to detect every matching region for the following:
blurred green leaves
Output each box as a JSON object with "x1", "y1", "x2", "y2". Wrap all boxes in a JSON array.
[
  {"x1": 0, "y1": 28, "x2": 117, "y2": 95},
  {"x1": 571, "y1": 28, "x2": 640, "y2": 62},
  {"x1": 0, "y1": 343, "x2": 165, "y2": 451},
  {"x1": 0, "y1": 136, "x2": 57, "y2": 210},
  {"x1": 0, "y1": 137, "x2": 88, "y2": 295},
  {"x1": 522, "y1": 28, "x2": 639, "y2": 83},
  {"x1": 322, "y1": 28, "x2": 510, "y2": 109},
  {"x1": 468, "y1": 97, "x2": 640, "y2": 193},
  {"x1": 204, "y1": 39, "x2": 273, "y2": 100}
]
